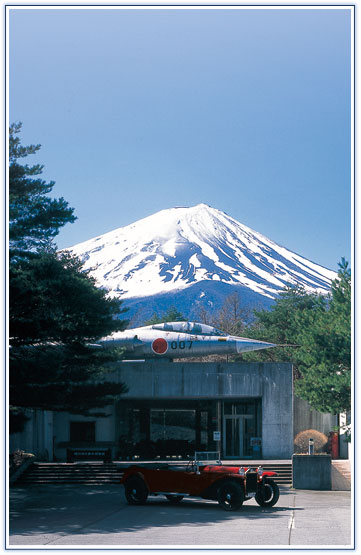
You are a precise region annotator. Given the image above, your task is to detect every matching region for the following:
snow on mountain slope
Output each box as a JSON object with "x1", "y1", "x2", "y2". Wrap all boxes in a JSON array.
[{"x1": 67, "y1": 204, "x2": 336, "y2": 302}]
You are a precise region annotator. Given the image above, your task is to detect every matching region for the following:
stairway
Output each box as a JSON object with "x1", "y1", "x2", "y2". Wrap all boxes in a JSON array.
[
  {"x1": 16, "y1": 461, "x2": 292, "y2": 485},
  {"x1": 254, "y1": 463, "x2": 292, "y2": 484},
  {"x1": 17, "y1": 462, "x2": 123, "y2": 485},
  {"x1": 332, "y1": 460, "x2": 351, "y2": 491}
]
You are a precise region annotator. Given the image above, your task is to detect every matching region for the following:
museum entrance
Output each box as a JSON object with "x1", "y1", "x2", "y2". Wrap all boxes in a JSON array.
[
  {"x1": 116, "y1": 399, "x2": 216, "y2": 460},
  {"x1": 116, "y1": 398, "x2": 262, "y2": 460}
]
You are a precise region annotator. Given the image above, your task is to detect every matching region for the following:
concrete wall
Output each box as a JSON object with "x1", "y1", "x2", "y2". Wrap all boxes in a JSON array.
[
  {"x1": 293, "y1": 396, "x2": 337, "y2": 438},
  {"x1": 14, "y1": 362, "x2": 342, "y2": 462},
  {"x1": 292, "y1": 454, "x2": 332, "y2": 490},
  {"x1": 53, "y1": 407, "x2": 116, "y2": 461},
  {"x1": 9, "y1": 409, "x2": 53, "y2": 461},
  {"x1": 108, "y1": 361, "x2": 294, "y2": 459},
  {"x1": 53, "y1": 410, "x2": 115, "y2": 445}
]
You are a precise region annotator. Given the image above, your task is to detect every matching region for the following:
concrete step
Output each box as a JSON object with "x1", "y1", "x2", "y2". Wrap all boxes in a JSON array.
[
  {"x1": 16, "y1": 461, "x2": 292, "y2": 485},
  {"x1": 18, "y1": 463, "x2": 122, "y2": 484}
]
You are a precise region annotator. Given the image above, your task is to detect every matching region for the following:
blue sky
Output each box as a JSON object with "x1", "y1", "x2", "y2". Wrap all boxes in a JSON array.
[{"x1": 9, "y1": 7, "x2": 352, "y2": 271}]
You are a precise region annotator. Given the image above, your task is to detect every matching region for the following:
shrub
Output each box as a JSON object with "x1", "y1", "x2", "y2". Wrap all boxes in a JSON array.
[
  {"x1": 294, "y1": 429, "x2": 328, "y2": 454},
  {"x1": 9, "y1": 449, "x2": 34, "y2": 475}
]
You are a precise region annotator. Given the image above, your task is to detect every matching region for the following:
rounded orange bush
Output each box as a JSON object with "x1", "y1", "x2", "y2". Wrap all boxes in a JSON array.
[{"x1": 294, "y1": 429, "x2": 328, "y2": 454}]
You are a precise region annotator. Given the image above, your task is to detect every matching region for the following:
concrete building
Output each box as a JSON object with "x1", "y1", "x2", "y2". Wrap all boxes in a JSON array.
[{"x1": 10, "y1": 361, "x2": 337, "y2": 462}]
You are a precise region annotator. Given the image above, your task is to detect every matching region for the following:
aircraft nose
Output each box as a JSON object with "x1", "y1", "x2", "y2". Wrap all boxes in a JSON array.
[{"x1": 233, "y1": 337, "x2": 276, "y2": 353}]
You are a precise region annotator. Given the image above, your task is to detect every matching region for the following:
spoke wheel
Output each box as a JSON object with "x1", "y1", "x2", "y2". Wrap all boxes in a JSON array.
[
  {"x1": 124, "y1": 477, "x2": 149, "y2": 505},
  {"x1": 217, "y1": 480, "x2": 244, "y2": 511},
  {"x1": 255, "y1": 479, "x2": 280, "y2": 507}
]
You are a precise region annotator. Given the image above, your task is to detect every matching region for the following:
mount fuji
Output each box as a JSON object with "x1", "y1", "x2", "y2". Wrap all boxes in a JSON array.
[{"x1": 66, "y1": 204, "x2": 337, "y2": 323}]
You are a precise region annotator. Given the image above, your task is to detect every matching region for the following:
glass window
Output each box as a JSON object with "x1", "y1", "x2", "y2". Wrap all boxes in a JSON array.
[
  {"x1": 201, "y1": 411, "x2": 208, "y2": 446},
  {"x1": 150, "y1": 409, "x2": 195, "y2": 442},
  {"x1": 223, "y1": 400, "x2": 258, "y2": 416},
  {"x1": 118, "y1": 400, "x2": 216, "y2": 458}
]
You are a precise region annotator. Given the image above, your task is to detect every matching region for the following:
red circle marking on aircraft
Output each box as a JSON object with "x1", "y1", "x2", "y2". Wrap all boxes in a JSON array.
[{"x1": 152, "y1": 338, "x2": 168, "y2": 355}]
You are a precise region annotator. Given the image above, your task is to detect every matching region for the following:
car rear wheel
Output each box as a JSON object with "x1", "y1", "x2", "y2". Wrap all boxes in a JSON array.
[
  {"x1": 165, "y1": 494, "x2": 184, "y2": 504},
  {"x1": 124, "y1": 476, "x2": 149, "y2": 505},
  {"x1": 255, "y1": 478, "x2": 279, "y2": 507},
  {"x1": 217, "y1": 480, "x2": 244, "y2": 511}
]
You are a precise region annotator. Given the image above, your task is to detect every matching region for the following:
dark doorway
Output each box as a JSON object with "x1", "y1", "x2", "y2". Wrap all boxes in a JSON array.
[{"x1": 70, "y1": 421, "x2": 95, "y2": 443}]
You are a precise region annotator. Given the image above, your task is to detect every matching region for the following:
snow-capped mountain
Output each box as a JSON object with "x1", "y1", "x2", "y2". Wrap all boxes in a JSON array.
[{"x1": 66, "y1": 204, "x2": 337, "y2": 320}]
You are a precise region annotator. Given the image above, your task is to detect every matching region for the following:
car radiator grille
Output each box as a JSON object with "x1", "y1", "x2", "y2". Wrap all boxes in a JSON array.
[{"x1": 245, "y1": 472, "x2": 258, "y2": 494}]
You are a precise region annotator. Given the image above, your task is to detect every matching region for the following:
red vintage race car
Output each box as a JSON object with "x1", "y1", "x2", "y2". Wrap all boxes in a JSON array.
[{"x1": 120, "y1": 452, "x2": 280, "y2": 511}]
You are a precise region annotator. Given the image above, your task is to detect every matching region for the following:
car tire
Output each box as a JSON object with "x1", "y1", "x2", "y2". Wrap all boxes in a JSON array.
[
  {"x1": 217, "y1": 480, "x2": 244, "y2": 511},
  {"x1": 124, "y1": 476, "x2": 149, "y2": 505},
  {"x1": 165, "y1": 494, "x2": 184, "y2": 504},
  {"x1": 255, "y1": 478, "x2": 280, "y2": 507}
]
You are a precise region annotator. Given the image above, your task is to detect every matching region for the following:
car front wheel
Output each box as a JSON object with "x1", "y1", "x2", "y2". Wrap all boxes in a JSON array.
[
  {"x1": 255, "y1": 478, "x2": 280, "y2": 507},
  {"x1": 124, "y1": 476, "x2": 149, "y2": 505},
  {"x1": 217, "y1": 480, "x2": 244, "y2": 511}
]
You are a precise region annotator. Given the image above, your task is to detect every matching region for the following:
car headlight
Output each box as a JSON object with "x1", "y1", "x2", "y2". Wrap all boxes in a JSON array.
[
  {"x1": 257, "y1": 466, "x2": 264, "y2": 476},
  {"x1": 238, "y1": 467, "x2": 245, "y2": 476}
]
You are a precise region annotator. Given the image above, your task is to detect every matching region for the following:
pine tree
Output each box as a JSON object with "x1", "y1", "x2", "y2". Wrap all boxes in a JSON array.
[
  {"x1": 295, "y1": 259, "x2": 351, "y2": 413},
  {"x1": 243, "y1": 264, "x2": 351, "y2": 414},
  {"x1": 9, "y1": 122, "x2": 76, "y2": 258},
  {"x1": 9, "y1": 124, "x2": 128, "y2": 432},
  {"x1": 242, "y1": 285, "x2": 325, "y2": 365}
]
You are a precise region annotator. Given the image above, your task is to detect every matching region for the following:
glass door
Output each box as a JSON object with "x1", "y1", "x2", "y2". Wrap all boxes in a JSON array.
[
  {"x1": 224, "y1": 416, "x2": 242, "y2": 457},
  {"x1": 223, "y1": 415, "x2": 254, "y2": 458},
  {"x1": 222, "y1": 400, "x2": 261, "y2": 459}
]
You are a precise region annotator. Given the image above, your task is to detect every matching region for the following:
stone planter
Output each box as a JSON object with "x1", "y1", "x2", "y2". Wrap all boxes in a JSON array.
[{"x1": 292, "y1": 454, "x2": 332, "y2": 490}]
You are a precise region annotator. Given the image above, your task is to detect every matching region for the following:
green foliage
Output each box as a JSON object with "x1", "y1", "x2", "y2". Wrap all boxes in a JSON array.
[
  {"x1": 10, "y1": 252, "x2": 126, "y2": 345},
  {"x1": 243, "y1": 262, "x2": 351, "y2": 414},
  {"x1": 9, "y1": 124, "x2": 128, "y2": 429},
  {"x1": 294, "y1": 259, "x2": 351, "y2": 413},
  {"x1": 10, "y1": 343, "x2": 127, "y2": 415},
  {"x1": 9, "y1": 122, "x2": 76, "y2": 258},
  {"x1": 144, "y1": 306, "x2": 186, "y2": 325},
  {"x1": 241, "y1": 285, "x2": 324, "y2": 364}
]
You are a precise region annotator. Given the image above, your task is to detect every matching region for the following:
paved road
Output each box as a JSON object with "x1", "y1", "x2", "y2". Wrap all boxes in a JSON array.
[{"x1": 8, "y1": 484, "x2": 352, "y2": 548}]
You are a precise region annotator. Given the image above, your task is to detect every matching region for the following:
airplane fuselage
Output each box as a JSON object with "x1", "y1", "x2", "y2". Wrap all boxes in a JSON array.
[{"x1": 99, "y1": 322, "x2": 275, "y2": 360}]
